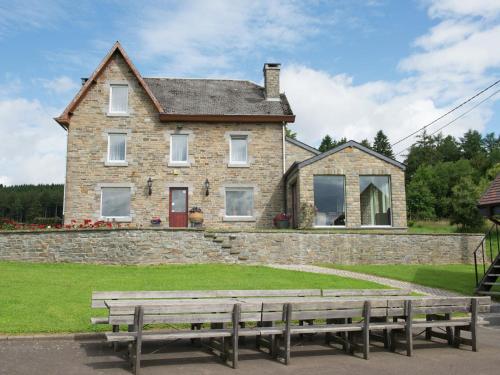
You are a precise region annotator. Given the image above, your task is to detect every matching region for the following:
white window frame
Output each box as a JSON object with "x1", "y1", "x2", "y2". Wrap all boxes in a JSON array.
[
  {"x1": 106, "y1": 133, "x2": 127, "y2": 164},
  {"x1": 359, "y1": 175, "x2": 393, "y2": 228},
  {"x1": 229, "y1": 135, "x2": 248, "y2": 166},
  {"x1": 169, "y1": 134, "x2": 189, "y2": 165},
  {"x1": 100, "y1": 186, "x2": 132, "y2": 222},
  {"x1": 224, "y1": 187, "x2": 255, "y2": 221},
  {"x1": 108, "y1": 84, "x2": 129, "y2": 115},
  {"x1": 312, "y1": 175, "x2": 347, "y2": 228}
]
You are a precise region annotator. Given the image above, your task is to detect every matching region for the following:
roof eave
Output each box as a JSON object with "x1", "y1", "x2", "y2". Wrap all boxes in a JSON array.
[{"x1": 159, "y1": 113, "x2": 295, "y2": 123}]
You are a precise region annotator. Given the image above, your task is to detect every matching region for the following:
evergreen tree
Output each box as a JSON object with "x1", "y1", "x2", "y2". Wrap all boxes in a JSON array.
[
  {"x1": 332, "y1": 137, "x2": 347, "y2": 149},
  {"x1": 460, "y1": 130, "x2": 484, "y2": 160},
  {"x1": 372, "y1": 130, "x2": 394, "y2": 158},
  {"x1": 407, "y1": 178, "x2": 436, "y2": 220},
  {"x1": 360, "y1": 139, "x2": 371, "y2": 149},
  {"x1": 318, "y1": 135, "x2": 334, "y2": 152}
]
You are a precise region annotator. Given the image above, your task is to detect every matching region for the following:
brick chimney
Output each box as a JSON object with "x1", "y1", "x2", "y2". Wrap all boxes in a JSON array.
[{"x1": 263, "y1": 63, "x2": 281, "y2": 100}]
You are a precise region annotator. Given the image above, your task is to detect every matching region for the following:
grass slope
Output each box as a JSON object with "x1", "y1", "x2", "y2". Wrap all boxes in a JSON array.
[
  {"x1": 0, "y1": 262, "x2": 383, "y2": 334},
  {"x1": 321, "y1": 264, "x2": 478, "y2": 296}
]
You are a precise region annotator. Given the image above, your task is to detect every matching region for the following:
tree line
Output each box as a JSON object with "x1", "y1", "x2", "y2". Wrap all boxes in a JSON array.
[{"x1": 0, "y1": 184, "x2": 64, "y2": 224}]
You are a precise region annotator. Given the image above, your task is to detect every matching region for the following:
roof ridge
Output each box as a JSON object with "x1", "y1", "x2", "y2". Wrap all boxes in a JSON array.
[{"x1": 144, "y1": 77, "x2": 260, "y2": 85}]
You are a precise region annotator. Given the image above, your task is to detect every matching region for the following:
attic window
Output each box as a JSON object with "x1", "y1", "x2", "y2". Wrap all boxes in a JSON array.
[{"x1": 109, "y1": 84, "x2": 129, "y2": 114}]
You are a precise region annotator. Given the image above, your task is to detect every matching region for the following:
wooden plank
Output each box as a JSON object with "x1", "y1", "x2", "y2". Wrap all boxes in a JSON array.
[
  {"x1": 471, "y1": 298, "x2": 478, "y2": 352},
  {"x1": 405, "y1": 300, "x2": 413, "y2": 357},
  {"x1": 363, "y1": 301, "x2": 371, "y2": 360},
  {"x1": 322, "y1": 289, "x2": 411, "y2": 297},
  {"x1": 134, "y1": 306, "x2": 144, "y2": 375},
  {"x1": 284, "y1": 304, "x2": 292, "y2": 365},
  {"x1": 108, "y1": 302, "x2": 262, "y2": 314}
]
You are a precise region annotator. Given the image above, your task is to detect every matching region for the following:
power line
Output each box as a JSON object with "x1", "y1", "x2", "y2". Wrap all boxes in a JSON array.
[
  {"x1": 394, "y1": 88, "x2": 500, "y2": 157},
  {"x1": 391, "y1": 78, "x2": 500, "y2": 148}
]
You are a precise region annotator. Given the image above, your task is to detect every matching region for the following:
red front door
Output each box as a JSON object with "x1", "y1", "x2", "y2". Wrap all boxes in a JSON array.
[{"x1": 169, "y1": 188, "x2": 188, "y2": 227}]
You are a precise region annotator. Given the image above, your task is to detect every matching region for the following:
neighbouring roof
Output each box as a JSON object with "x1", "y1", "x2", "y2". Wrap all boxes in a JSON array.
[
  {"x1": 285, "y1": 136, "x2": 320, "y2": 155},
  {"x1": 144, "y1": 78, "x2": 293, "y2": 117},
  {"x1": 478, "y1": 174, "x2": 500, "y2": 207},
  {"x1": 54, "y1": 41, "x2": 294, "y2": 129},
  {"x1": 284, "y1": 140, "x2": 406, "y2": 179}
]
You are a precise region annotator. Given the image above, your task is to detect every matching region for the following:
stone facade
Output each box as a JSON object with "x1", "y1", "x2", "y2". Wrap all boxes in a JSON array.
[
  {"x1": 286, "y1": 145, "x2": 407, "y2": 229},
  {"x1": 64, "y1": 53, "x2": 285, "y2": 228},
  {"x1": 0, "y1": 229, "x2": 481, "y2": 265},
  {"x1": 285, "y1": 138, "x2": 318, "y2": 170}
]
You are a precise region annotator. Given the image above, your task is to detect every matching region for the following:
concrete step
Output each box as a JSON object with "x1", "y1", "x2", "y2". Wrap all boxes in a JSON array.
[
  {"x1": 221, "y1": 243, "x2": 232, "y2": 249},
  {"x1": 229, "y1": 249, "x2": 240, "y2": 255},
  {"x1": 204, "y1": 233, "x2": 215, "y2": 238},
  {"x1": 491, "y1": 304, "x2": 500, "y2": 314},
  {"x1": 213, "y1": 238, "x2": 224, "y2": 243}
]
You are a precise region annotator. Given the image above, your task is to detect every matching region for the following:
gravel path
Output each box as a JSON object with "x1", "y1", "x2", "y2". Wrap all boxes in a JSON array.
[{"x1": 267, "y1": 264, "x2": 462, "y2": 297}]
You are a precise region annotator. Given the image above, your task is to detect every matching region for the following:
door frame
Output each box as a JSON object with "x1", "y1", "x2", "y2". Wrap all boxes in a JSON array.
[{"x1": 169, "y1": 187, "x2": 189, "y2": 228}]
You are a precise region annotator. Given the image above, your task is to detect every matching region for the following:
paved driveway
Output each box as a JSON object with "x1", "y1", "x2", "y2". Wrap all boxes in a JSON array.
[{"x1": 1, "y1": 327, "x2": 499, "y2": 375}]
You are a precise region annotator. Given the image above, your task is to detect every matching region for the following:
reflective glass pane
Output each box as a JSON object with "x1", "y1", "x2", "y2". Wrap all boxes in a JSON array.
[
  {"x1": 171, "y1": 189, "x2": 187, "y2": 212},
  {"x1": 313, "y1": 176, "x2": 345, "y2": 226},
  {"x1": 225, "y1": 189, "x2": 253, "y2": 216},
  {"x1": 171, "y1": 135, "x2": 188, "y2": 162},
  {"x1": 230, "y1": 137, "x2": 247, "y2": 163},
  {"x1": 108, "y1": 134, "x2": 126, "y2": 161},
  {"x1": 102, "y1": 188, "x2": 131, "y2": 217},
  {"x1": 360, "y1": 176, "x2": 391, "y2": 226}
]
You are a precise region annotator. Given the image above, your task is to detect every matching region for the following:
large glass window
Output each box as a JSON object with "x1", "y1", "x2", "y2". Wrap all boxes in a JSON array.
[
  {"x1": 225, "y1": 188, "x2": 253, "y2": 217},
  {"x1": 230, "y1": 135, "x2": 248, "y2": 164},
  {"x1": 107, "y1": 133, "x2": 126, "y2": 162},
  {"x1": 101, "y1": 187, "x2": 131, "y2": 218},
  {"x1": 359, "y1": 176, "x2": 392, "y2": 226},
  {"x1": 170, "y1": 135, "x2": 188, "y2": 163},
  {"x1": 109, "y1": 85, "x2": 128, "y2": 114},
  {"x1": 313, "y1": 175, "x2": 346, "y2": 226}
]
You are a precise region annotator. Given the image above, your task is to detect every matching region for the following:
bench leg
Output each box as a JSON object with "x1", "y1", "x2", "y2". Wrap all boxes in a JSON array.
[
  {"x1": 112, "y1": 325, "x2": 120, "y2": 352},
  {"x1": 444, "y1": 314, "x2": 454, "y2": 345},
  {"x1": 362, "y1": 301, "x2": 371, "y2": 360},
  {"x1": 284, "y1": 304, "x2": 292, "y2": 365},
  {"x1": 133, "y1": 306, "x2": 144, "y2": 375},
  {"x1": 471, "y1": 299, "x2": 478, "y2": 352},
  {"x1": 405, "y1": 301, "x2": 413, "y2": 357},
  {"x1": 232, "y1": 304, "x2": 240, "y2": 369},
  {"x1": 425, "y1": 315, "x2": 432, "y2": 340},
  {"x1": 190, "y1": 323, "x2": 202, "y2": 346},
  {"x1": 454, "y1": 327, "x2": 461, "y2": 348}
]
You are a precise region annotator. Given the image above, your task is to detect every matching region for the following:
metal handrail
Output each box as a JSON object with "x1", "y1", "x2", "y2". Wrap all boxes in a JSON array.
[{"x1": 473, "y1": 223, "x2": 500, "y2": 286}]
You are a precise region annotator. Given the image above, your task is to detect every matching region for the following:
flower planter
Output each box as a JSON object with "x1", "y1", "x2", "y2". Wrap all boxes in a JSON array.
[{"x1": 189, "y1": 212, "x2": 204, "y2": 224}]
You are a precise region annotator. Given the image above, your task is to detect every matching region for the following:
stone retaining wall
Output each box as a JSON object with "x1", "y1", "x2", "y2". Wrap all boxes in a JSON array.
[{"x1": 0, "y1": 229, "x2": 482, "y2": 265}]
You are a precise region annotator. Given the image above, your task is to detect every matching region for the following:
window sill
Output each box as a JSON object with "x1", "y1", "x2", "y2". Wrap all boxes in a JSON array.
[
  {"x1": 168, "y1": 162, "x2": 191, "y2": 168},
  {"x1": 360, "y1": 225, "x2": 393, "y2": 228},
  {"x1": 106, "y1": 112, "x2": 129, "y2": 117},
  {"x1": 228, "y1": 163, "x2": 250, "y2": 168},
  {"x1": 100, "y1": 216, "x2": 132, "y2": 223},
  {"x1": 313, "y1": 225, "x2": 346, "y2": 228},
  {"x1": 105, "y1": 161, "x2": 128, "y2": 167},
  {"x1": 223, "y1": 216, "x2": 256, "y2": 222}
]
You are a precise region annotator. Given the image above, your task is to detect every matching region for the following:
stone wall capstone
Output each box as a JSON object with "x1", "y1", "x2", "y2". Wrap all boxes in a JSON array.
[{"x1": 0, "y1": 229, "x2": 482, "y2": 265}]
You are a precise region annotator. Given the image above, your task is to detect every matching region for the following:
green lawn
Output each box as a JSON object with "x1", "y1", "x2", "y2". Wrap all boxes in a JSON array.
[
  {"x1": 320, "y1": 264, "x2": 479, "y2": 296},
  {"x1": 0, "y1": 262, "x2": 384, "y2": 334},
  {"x1": 407, "y1": 220, "x2": 460, "y2": 234}
]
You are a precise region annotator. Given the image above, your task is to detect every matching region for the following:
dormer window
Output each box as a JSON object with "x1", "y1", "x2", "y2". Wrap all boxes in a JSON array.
[{"x1": 109, "y1": 84, "x2": 128, "y2": 114}]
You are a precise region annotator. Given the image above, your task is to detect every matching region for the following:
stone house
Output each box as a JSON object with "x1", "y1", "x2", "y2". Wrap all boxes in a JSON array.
[{"x1": 55, "y1": 41, "x2": 406, "y2": 229}]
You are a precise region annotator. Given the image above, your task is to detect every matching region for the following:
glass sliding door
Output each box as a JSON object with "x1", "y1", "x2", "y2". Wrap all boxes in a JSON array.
[
  {"x1": 359, "y1": 176, "x2": 392, "y2": 226},
  {"x1": 313, "y1": 175, "x2": 346, "y2": 226}
]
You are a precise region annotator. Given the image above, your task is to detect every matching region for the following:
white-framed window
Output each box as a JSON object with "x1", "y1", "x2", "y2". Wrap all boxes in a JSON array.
[
  {"x1": 107, "y1": 133, "x2": 127, "y2": 163},
  {"x1": 109, "y1": 84, "x2": 128, "y2": 114},
  {"x1": 225, "y1": 187, "x2": 254, "y2": 218},
  {"x1": 100, "y1": 187, "x2": 131, "y2": 219},
  {"x1": 229, "y1": 135, "x2": 248, "y2": 164},
  {"x1": 170, "y1": 134, "x2": 188, "y2": 163}
]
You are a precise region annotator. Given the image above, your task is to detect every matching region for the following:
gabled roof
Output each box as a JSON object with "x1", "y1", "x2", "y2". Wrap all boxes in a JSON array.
[
  {"x1": 284, "y1": 140, "x2": 406, "y2": 179},
  {"x1": 144, "y1": 78, "x2": 294, "y2": 117},
  {"x1": 54, "y1": 42, "x2": 295, "y2": 129},
  {"x1": 478, "y1": 174, "x2": 500, "y2": 208},
  {"x1": 285, "y1": 136, "x2": 320, "y2": 155},
  {"x1": 54, "y1": 41, "x2": 164, "y2": 129}
]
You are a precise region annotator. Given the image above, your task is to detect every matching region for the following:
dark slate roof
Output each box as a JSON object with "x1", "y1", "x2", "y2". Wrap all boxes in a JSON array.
[
  {"x1": 285, "y1": 137, "x2": 321, "y2": 155},
  {"x1": 478, "y1": 174, "x2": 500, "y2": 207},
  {"x1": 143, "y1": 78, "x2": 293, "y2": 116},
  {"x1": 284, "y1": 140, "x2": 406, "y2": 179}
]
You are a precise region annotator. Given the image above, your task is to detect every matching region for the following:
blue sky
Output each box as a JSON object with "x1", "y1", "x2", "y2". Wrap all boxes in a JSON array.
[{"x1": 0, "y1": 0, "x2": 499, "y2": 185}]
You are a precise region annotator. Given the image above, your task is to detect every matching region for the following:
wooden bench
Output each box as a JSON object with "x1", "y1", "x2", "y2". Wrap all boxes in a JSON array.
[
  {"x1": 90, "y1": 289, "x2": 322, "y2": 326},
  {"x1": 388, "y1": 296, "x2": 490, "y2": 355},
  {"x1": 105, "y1": 300, "x2": 284, "y2": 374}
]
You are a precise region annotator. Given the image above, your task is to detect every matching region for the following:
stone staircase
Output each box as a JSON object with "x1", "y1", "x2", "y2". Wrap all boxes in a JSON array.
[
  {"x1": 480, "y1": 303, "x2": 500, "y2": 329},
  {"x1": 204, "y1": 232, "x2": 248, "y2": 261}
]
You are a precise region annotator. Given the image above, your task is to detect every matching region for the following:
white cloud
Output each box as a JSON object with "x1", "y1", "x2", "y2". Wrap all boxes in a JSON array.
[
  {"x1": 41, "y1": 76, "x2": 80, "y2": 94},
  {"x1": 135, "y1": 0, "x2": 317, "y2": 75},
  {"x1": 0, "y1": 98, "x2": 66, "y2": 185},
  {"x1": 425, "y1": 0, "x2": 500, "y2": 19}
]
